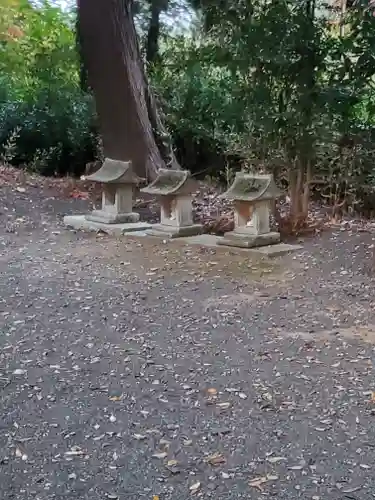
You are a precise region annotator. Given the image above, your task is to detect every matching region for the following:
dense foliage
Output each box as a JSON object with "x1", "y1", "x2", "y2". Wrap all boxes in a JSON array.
[
  {"x1": 0, "y1": 0, "x2": 96, "y2": 175},
  {"x1": 2, "y1": 0, "x2": 375, "y2": 213}
]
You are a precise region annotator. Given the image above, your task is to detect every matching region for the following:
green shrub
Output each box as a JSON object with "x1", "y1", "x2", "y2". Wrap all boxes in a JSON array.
[
  {"x1": 151, "y1": 36, "x2": 247, "y2": 175},
  {"x1": 0, "y1": 87, "x2": 97, "y2": 176},
  {"x1": 0, "y1": 0, "x2": 97, "y2": 176}
]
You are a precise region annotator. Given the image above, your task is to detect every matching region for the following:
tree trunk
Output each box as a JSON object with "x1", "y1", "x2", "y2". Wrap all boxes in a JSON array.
[
  {"x1": 146, "y1": 0, "x2": 162, "y2": 65},
  {"x1": 77, "y1": 0, "x2": 178, "y2": 180},
  {"x1": 75, "y1": 13, "x2": 88, "y2": 92}
]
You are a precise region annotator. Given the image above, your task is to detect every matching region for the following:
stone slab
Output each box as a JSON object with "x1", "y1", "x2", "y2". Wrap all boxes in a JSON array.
[
  {"x1": 63, "y1": 215, "x2": 151, "y2": 236},
  {"x1": 177, "y1": 234, "x2": 302, "y2": 257},
  {"x1": 123, "y1": 230, "x2": 149, "y2": 237},
  {"x1": 219, "y1": 231, "x2": 280, "y2": 248},
  {"x1": 146, "y1": 223, "x2": 203, "y2": 239},
  {"x1": 86, "y1": 210, "x2": 140, "y2": 224},
  {"x1": 243, "y1": 243, "x2": 303, "y2": 257}
]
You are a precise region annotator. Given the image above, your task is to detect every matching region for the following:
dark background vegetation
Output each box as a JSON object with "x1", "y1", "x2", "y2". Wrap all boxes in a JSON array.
[{"x1": 2, "y1": 0, "x2": 375, "y2": 216}]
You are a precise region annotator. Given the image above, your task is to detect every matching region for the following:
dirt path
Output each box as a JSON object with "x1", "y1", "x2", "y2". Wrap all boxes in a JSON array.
[{"x1": 1, "y1": 182, "x2": 375, "y2": 499}]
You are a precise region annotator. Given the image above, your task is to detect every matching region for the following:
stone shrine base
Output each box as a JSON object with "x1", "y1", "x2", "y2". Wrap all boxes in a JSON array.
[
  {"x1": 146, "y1": 223, "x2": 203, "y2": 239},
  {"x1": 63, "y1": 215, "x2": 152, "y2": 236},
  {"x1": 126, "y1": 232, "x2": 302, "y2": 258},
  {"x1": 180, "y1": 234, "x2": 301, "y2": 257},
  {"x1": 63, "y1": 217, "x2": 302, "y2": 257},
  {"x1": 218, "y1": 230, "x2": 281, "y2": 249},
  {"x1": 86, "y1": 210, "x2": 140, "y2": 224}
]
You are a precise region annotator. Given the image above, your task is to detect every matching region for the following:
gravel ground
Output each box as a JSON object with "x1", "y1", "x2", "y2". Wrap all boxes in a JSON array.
[{"x1": 2, "y1": 183, "x2": 375, "y2": 500}]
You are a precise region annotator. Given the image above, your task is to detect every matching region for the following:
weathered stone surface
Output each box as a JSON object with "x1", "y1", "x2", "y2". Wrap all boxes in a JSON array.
[
  {"x1": 141, "y1": 169, "x2": 193, "y2": 196},
  {"x1": 141, "y1": 169, "x2": 202, "y2": 238},
  {"x1": 220, "y1": 172, "x2": 282, "y2": 248},
  {"x1": 246, "y1": 242, "x2": 303, "y2": 257},
  {"x1": 220, "y1": 172, "x2": 281, "y2": 201},
  {"x1": 220, "y1": 231, "x2": 281, "y2": 248},
  {"x1": 86, "y1": 158, "x2": 142, "y2": 184},
  {"x1": 76, "y1": 158, "x2": 144, "y2": 225},
  {"x1": 86, "y1": 200, "x2": 140, "y2": 224},
  {"x1": 64, "y1": 215, "x2": 151, "y2": 236},
  {"x1": 176, "y1": 234, "x2": 302, "y2": 256},
  {"x1": 146, "y1": 223, "x2": 203, "y2": 239}
]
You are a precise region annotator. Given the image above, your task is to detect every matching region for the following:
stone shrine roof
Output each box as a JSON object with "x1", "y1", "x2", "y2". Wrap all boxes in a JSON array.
[
  {"x1": 86, "y1": 159, "x2": 141, "y2": 184},
  {"x1": 221, "y1": 173, "x2": 282, "y2": 202},
  {"x1": 141, "y1": 169, "x2": 194, "y2": 196}
]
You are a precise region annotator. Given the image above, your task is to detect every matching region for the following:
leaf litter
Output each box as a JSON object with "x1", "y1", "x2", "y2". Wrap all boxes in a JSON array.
[
  {"x1": 2, "y1": 174, "x2": 375, "y2": 499},
  {"x1": 249, "y1": 474, "x2": 279, "y2": 491}
]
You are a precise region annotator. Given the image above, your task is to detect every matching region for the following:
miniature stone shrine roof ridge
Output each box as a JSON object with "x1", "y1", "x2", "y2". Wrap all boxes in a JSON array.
[
  {"x1": 86, "y1": 158, "x2": 142, "y2": 184},
  {"x1": 221, "y1": 172, "x2": 282, "y2": 202},
  {"x1": 141, "y1": 169, "x2": 193, "y2": 196}
]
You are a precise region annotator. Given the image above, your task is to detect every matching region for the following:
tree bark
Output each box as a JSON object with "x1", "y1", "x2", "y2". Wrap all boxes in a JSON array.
[
  {"x1": 77, "y1": 0, "x2": 178, "y2": 179},
  {"x1": 75, "y1": 13, "x2": 89, "y2": 92},
  {"x1": 146, "y1": 0, "x2": 162, "y2": 65}
]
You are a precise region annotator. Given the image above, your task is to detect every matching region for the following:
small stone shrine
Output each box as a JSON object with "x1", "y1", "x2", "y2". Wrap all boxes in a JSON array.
[
  {"x1": 218, "y1": 172, "x2": 282, "y2": 248},
  {"x1": 85, "y1": 158, "x2": 142, "y2": 224},
  {"x1": 141, "y1": 169, "x2": 202, "y2": 238},
  {"x1": 63, "y1": 158, "x2": 152, "y2": 235}
]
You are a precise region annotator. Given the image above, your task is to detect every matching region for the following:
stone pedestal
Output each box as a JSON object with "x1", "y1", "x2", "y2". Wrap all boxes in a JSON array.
[
  {"x1": 63, "y1": 215, "x2": 151, "y2": 236},
  {"x1": 141, "y1": 169, "x2": 202, "y2": 238},
  {"x1": 220, "y1": 229, "x2": 281, "y2": 248}
]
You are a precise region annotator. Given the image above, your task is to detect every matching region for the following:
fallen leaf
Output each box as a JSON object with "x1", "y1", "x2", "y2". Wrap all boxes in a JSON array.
[
  {"x1": 189, "y1": 481, "x2": 201, "y2": 494},
  {"x1": 153, "y1": 496, "x2": 160, "y2": 500},
  {"x1": 249, "y1": 477, "x2": 268, "y2": 491},
  {"x1": 207, "y1": 388, "x2": 218, "y2": 396},
  {"x1": 70, "y1": 189, "x2": 89, "y2": 200},
  {"x1": 206, "y1": 452, "x2": 226, "y2": 466},
  {"x1": 167, "y1": 459, "x2": 178, "y2": 466},
  {"x1": 159, "y1": 439, "x2": 170, "y2": 449},
  {"x1": 249, "y1": 474, "x2": 279, "y2": 491},
  {"x1": 216, "y1": 402, "x2": 231, "y2": 409},
  {"x1": 342, "y1": 486, "x2": 362, "y2": 493},
  {"x1": 64, "y1": 449, "x2": 85, "y2": 457},
  {"x1": 13, "y1": 369, "x2": 26, "y2": 376},
  {"x1": 15, "y1": 448, "x2": 27, "y2": 460},
  {"x1": 152, "y1": 452, "x2": 167, "y2": 459},
  {"x1": 109, "y1": 395, "x2": 122, "y2": 402},
  {"x1": 133, "y1": 434, "x2": 147, "y2": 440},
  {"x1": 371, "y1": 392, "x2": 375, "y2": 403},
  {"x1": 267, "y1": 456, "x2": 286, "y2": 464}
]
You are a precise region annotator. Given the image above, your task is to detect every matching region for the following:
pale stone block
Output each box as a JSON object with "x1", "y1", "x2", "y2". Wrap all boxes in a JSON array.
[{"x1": 63, "y1": 215, "x2": 151, "y2": 236}]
